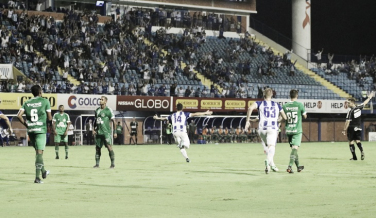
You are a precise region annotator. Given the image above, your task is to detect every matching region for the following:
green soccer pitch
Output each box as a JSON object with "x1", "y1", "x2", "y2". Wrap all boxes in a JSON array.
[{"x1": 1, "y1": 142, "x2": 376, "y2": 218}]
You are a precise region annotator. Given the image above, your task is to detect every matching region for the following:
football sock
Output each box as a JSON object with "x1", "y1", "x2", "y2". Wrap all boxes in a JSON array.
[
  {"x1": 264, "y1": 146, "x2": 270, "y2": 165},
  {"x1": 55, "y1": 144, "x2": 59, "y2": 157},
  {"x1": 268, "y1": 146, "x2": 275, "y2": 166},
  {"x1": 349, "y1": 144, "x2": 357, "y2": 159},
  {"x1": 135, "y1": 138, "x2": 138, "y2": 144},
  {"x1": 289, "y1": 149, "x2": 297, "y2": 166},
  {"x1": 295, "y1": 152, "x2": 299, "y2": 167},
  {"x1": 109, "y1": 150, "x2": 115, "y2": 165},
  {"x1": 356, "y1": 142, "x2": 363, "y2": 152},
  {"x1": 180, "y1": 148, "x2": 188, "y2": 159},
  {"x1": 95, "y1": 150, "x2": 101, "y2": 165},
  {"x1": 35, "y1": 154, "x2": 44, "y2": 178},
  {"x1": 65, "y1": 144, "x2": 69, "y2": 157}
]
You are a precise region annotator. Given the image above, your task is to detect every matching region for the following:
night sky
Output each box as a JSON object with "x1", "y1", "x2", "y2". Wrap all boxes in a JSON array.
[{"x1": 252, "y1": 0, "x2": 376, "y2": 56}]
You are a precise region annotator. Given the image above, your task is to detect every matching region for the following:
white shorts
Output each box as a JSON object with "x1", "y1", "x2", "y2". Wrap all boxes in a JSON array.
[
  {"x1": 258, "y1": 129, "x2": 278, "y2": 151},
  {"x1": 173, "y1": 132, "x2": 190, "y2": 149}
]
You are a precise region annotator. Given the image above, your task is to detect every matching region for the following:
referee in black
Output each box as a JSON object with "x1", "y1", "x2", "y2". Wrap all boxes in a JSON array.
[
  {"x1": 342, "y1": 91, "x2": 374, "y2": 160},
  {"x1": 129, "y1": 117, "x2": 138, "y2": 145}
]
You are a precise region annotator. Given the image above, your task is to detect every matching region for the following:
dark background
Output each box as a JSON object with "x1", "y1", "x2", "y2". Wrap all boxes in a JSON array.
[{"x1": 252, "y1": 0, "x2": 376, "y2": 56}]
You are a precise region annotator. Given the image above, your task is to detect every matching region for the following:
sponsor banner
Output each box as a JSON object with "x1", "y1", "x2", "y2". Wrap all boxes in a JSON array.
[
  {"x1": 273, "y1": 99, "x2": 349, "y2": 113},
  {"x1": 174, "y1": 98, "x2": 247, "y2": 112},
  {"x1": 0, "y1": 93, "x2": 57, "y2": 110},
  {"x1": 117, "y1": 96, "x2": 171, "y2": 112},
  {"x1": 225, "y1": 100, "x2": 246, "y2": 110},
  {"x1": 200, "y1": 99, "x2": 222, "y2": 110},
  {"x1": 176, "y1": 98, "x2": 199, "y2": 110},
  {"x1": 59, "y1": 94, "x2": 117, "y2": 110},
  {"x1": 0, "y1": 64, "x2": 13, "y2": 79}
]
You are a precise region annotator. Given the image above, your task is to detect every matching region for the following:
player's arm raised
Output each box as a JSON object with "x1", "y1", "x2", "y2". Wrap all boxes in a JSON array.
[
  {"x1": 153, "y1": 114, "x2": 168, "y2": 120},
  {"x1": 0, "y1": 114, "x2": 13, "y2": 134},
  {"x1": 362, "y1": 91, "x2": 375, "y2": 106},
  {"x1": 190, "y1": 110, "x2": 213, "y2": 117},
  {"x1": 245, "y1": 102, "x2": 257, "y2": 130}
]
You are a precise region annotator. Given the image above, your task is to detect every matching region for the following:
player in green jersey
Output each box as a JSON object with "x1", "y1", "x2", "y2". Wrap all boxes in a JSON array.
[
  {"x1": 17, "y1": 85, "x2": 55, "y2": 183},
  {"x1": 93, "y1": 96, "x2": 117, "y2": 168},
  {"x1": 52, "y1": 105, "x2": 71, "y2": 159},
  {"x1": 282, "y1": 89, "x2": 307, "y2": 173},
  {"x1": 116, "y1": 121, "x2": 123, "y2": 145}
]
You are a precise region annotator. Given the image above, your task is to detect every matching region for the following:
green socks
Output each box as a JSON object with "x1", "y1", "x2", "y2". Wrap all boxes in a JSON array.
[
  {"x1": 95, "y1": 150, "x2": 101, "y2": 165},
  {"x1": 55, "y1": 144, "x2": 59, "y2": 157},
  {"x1": 289, "y1": 149, "x2": 298, "y2": 167},
  {"x1": 65, "y1": 145, "x2": 69, "y2": 158},
  {"x1": 35, "y1": 154, "x2": 44, "y2": 179},
  {"x1": 109, "y1": 150, "x2": 115, "y2": 165},
  {"x1": 295, "y1": 153, "x2": 299, "y2": 167},
  {"x1": 95, "y1": 149, "x2": 114, "y2": 166}
]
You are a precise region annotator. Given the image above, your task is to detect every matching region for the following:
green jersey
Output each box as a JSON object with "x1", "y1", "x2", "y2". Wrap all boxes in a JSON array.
[
  {"x1": 116, "y1": 124, "x2": 123, "y2": 134},
  {"x1": 94, "y1": 106, "x2": 115, "y2": 135},
  {"x1": 282, "y1": 101, "x2": 306, "y2": 135},
  {"x1": 20, "y1": 96, "x2": 51, "y2": 134},
  {"x1": 53, "y1": 113, "x2": 71, "y2": 135}
]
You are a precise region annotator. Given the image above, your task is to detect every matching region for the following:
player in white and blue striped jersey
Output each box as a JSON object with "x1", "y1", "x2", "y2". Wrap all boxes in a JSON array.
[
  {"x1": 245, "y1": 88, "x2": 287, "y2": 174},
  {"x1": 154, "y1": 103, "x2": 212, "y2": 162}
]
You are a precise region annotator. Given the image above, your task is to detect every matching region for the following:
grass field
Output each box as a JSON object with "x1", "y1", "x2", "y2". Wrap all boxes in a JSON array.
[{"x1": 1, "y1": 142, "x2": 376, "y2": 218}]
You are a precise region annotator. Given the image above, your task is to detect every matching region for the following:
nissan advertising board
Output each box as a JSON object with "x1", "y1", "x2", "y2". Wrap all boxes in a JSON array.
[{"x1": 58, "y1": 94, "x2": 117, "y2": 110}]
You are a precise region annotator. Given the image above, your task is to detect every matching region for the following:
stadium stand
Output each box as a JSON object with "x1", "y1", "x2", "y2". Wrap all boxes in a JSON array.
[
  {"x1": 0, "y1": 4, "x2": 361, "y2": 100},
  {"x1": 311, "y1": 65, "x2": 374, "y2": 100}
]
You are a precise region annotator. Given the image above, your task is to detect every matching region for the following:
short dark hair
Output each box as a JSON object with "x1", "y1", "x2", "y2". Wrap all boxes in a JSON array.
[
  {"x1": 59, "y1": 105, "x2": 64, "y2": 108},
  {"x1": 177, "y1": 103, "x2": 183, "y2": 111},
  {"x1": 290, "y1": 89, "x2": 299, "y2": 99},
  {"x1": 31, "y1": 85, "x2": 41, "y2": 97}
]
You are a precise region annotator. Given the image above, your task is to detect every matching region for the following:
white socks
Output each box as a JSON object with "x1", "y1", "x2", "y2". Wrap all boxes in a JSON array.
[
  {"x1": 267, "y1": 146, "x2": 276, "y2": 167},
  {"x1": 180, "y1": 148, "x2": 188, "y2": 159}
]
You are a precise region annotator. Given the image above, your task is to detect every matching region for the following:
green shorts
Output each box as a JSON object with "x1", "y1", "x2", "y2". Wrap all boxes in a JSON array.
[
  {"x1": 287, "y1": 133, "x2": 302, "y2": 147},
  {"x1": 54, "y1": 134, "x2": 68, "y2": 143},
  {"x1": 95, "y1": 134, "x2": 112, "y2": 148},
  {"x1": 29, "y1": 134, "x2": 47, "y2": 150}
]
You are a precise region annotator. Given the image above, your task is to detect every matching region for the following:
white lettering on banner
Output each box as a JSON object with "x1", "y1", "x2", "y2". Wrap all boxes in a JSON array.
[
  {"x1": 58, "y1": 94, "x2": 116, "y2": 110},
  {"x1": 118, "y1": 101, "x2": 134, "y2": 106},
  {"x1": 0, "y1": 64, "x2": 14, "y2": 79},
  {"x1": 135, "y1": 99, "x2": 169, "y2": 109}
]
